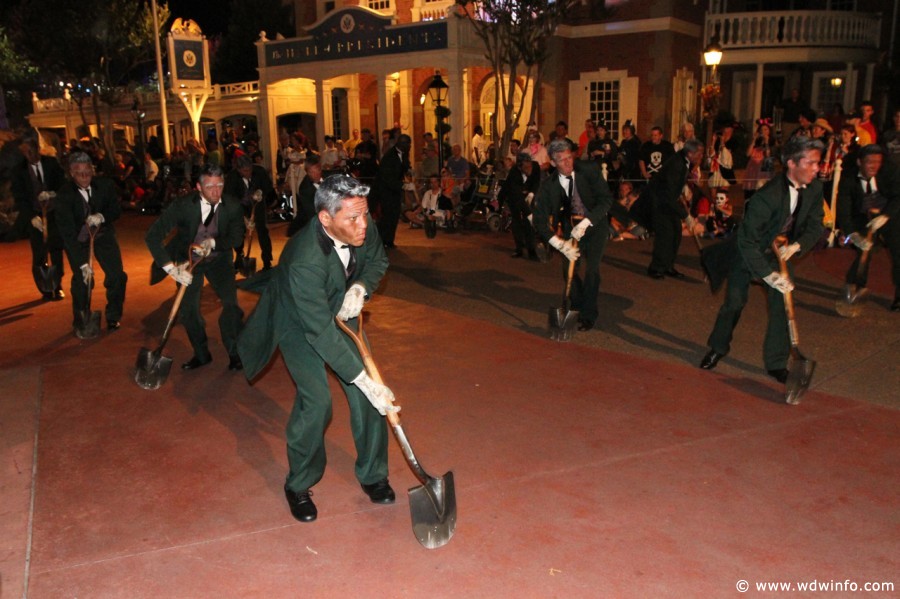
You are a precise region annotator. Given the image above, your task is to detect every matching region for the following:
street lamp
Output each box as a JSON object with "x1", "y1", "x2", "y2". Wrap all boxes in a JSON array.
[
  {"x1": 427, "y1": 72, "x2": 449, "y2": 171},
  {"x1": 702, "y1": 40, "x2": 724, "y2": 158},
  {"x1": 703, "y1": 41, "x2": 723, "y2": 85}
]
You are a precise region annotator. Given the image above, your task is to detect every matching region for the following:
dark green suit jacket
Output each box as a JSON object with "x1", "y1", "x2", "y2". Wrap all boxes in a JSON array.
[
  {"x1": 145, "y1": 191, "x2": 245, "y2": 284},
  {"x1": 532, "y1": 161, "x2": 613, "y2": 240},
  {"x1": 55, "y1": 177, "x2": 121, "y2": 267},
  {"x1": 737, "y1": 173, "x2": 824, "y2": 278},
  {"x1": 238, "y1": 216, "x2": 388, "y2": 382}
]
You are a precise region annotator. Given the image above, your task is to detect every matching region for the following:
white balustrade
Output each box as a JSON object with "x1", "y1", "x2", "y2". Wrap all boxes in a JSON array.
[{"x1": 705, "y1": 10, "x2": 880, "y2": 50}]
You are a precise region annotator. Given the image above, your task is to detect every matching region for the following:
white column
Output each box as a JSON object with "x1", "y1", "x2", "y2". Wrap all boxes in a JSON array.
[
  {"x1": 843, "y1": 63, "x2": 854, "y2": 110},
  {"x1": 446, "y1": 69, "x2": 464, "y2": 150},
  {"x1": 753, "y1": 63, "x2": 764, "y2": 123},
  {"x1": 347, "y1": 74, "x2": 361, "y2": 134},
  {"x1": 377, "y1": 76, "x2": 390, "y2": 139},
  {"x1": 399, "y1": 70, "x2": 415, "y2": 143},
  {"x1": 315, "y1": 78, "x2": 326, "y2": 149},
  {"x1": 322, "y1": 80, "x2": 334, "y2": 137},
  {"x1": 258, "y1": 88, "x2": 277, "y2": 177},
  {"x1": 863, "y1": 63, "x2": 875, "y2": 103},
  {"x1": 462, "y1": 68, "x2": 471, "y2": 155}
]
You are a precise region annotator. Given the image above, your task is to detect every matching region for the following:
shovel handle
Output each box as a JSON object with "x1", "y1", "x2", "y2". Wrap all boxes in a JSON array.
[
  {"x1": 563, "y1": 239, "x2": 578, "y2": 305},
  {"x1": 772, "y1": 238, "x2": 800, "y2": 346},
  {"x1": 335, "y1": 316, "x2": 401, "y2": 427}
]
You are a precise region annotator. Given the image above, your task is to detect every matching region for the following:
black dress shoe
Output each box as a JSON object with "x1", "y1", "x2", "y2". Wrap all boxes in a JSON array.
[
  {"x1": 41, "y1": 292, "x2": 53, "y2": 302},
  {"x1": 699, "y1": 350, "x2": 725, "y2": 370},
  {"x1": 228, "y1": 355, "x2": 243, "y2": 371},
  {"x1": 892, "y1": 298, "x2": 900, "y2": 312},
  {"x1": 51, "y1": 289, "x2": 65, "y2": 301},
  {"x1": 181, "y1": 356, "x2": 211, "y2": 370},
  {"x1": 577, "y1": 319, "x2": 594, "y2": 331},
  {"x1": 510, "y1": 250, "x2": 524, "y2": 258},
  {"x1": 361, "y1": 479, "x2": 396, "y2": 504},
  {"x1": 284, "y1": 487, "x2": 317, "y2": 522},
  {"x1": 527, "y1": 251, "x2": 539, "y2": 262},
  {"x1": 768, "y1": 368, "x2": 789, "y2": 384},
  {"x1": 664, "y1": 268, "x2": 686, "y2": 279},
  {"x1": 648, "y1": 270, "x2": 665, "y2": 280},
  {"x1": 107, "y1": 320, "x2": 120, "y2": 331}
]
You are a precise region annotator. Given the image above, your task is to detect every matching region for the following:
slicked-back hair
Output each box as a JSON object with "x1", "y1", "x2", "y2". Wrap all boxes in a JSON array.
[
  {"x1": 198, "y1": 163, "x2": 225, "y2": 184},
  {"x1": 547, "y1": 139, "x2": 572, "y2": 160},
  {"x1": 782, "y1": 137, "x2": 825, "y2": 166},
  {"x1": 315, "y1": 174, "x2": 370, "y2": 216},
  {"x1": 857, "y1": 144, "x2": 885, "y2": 161},
  {"x1": 682, "y1": 139, "x2": 704, "y2": 154},
  {"x1": 68, "y1": 151, "x2": 93, "y2": 167}
]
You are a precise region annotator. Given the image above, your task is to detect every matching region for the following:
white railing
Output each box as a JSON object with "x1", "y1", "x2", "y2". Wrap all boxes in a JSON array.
[
  {"x1": 215, "y1": 81, "x2": 260, "y2": 98},
  {"x1": 32, "y1": 81, "x2": 260, "y2": 113},
  {"x1": 412, "y1": 0, "x2": 454, "y2": 21},
  {"x1": 705, "y1": 10, "x2": 881, "y2": 50}
]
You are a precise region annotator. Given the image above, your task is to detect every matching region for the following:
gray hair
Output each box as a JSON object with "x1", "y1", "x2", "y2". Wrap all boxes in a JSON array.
[
  {"x1": 682, "y1": 138, "x2": 704, "y2": 154},
  {"x1": 782, "y1": 136, "x2": 825, "y2": 165},
  {"x1": 515, "y1": 151, "x2": 533, "y2": 167},
  {"x1": 546, "y1": 139, "x2": 572, "y2": 160},
  {"x1": 314, "y1": 174, "x2": 370, "y2": 216},
  {"x1": 198, "y1": 163, "x2": 224, "y2": 183},
  {"x1": 68, "y1": 151, "x2": 93, "y2": 167}
]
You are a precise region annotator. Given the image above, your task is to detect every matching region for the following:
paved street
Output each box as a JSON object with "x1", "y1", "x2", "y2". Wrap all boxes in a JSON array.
[{"x1": 1, "y1": 213, "x2": 897, "y2": 597}]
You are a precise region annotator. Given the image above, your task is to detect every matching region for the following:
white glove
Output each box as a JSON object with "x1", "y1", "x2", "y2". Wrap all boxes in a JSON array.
[
  {"x1": 549, "y1": 236, "x2": 580, "y2": 261},
  {"x1": 524, "y1": 192, "x2": 534, "y2": 207},
  {"x1": 193, "y1": 238, "x2": 215, "y2": 258},
  {"x1": 31, "y1": 216, "x2": 44, "y2": 232},
  {"x1": 80, "y1": 263, "x2": 93, "y2": 285},
  {"x1": 778, "y1": 242, "x2": 801, "y2": 262},
  {"x1": 571, "y1": 218, "x2": 592, "y2": 241},
  {"x1": 244, "y1": 217, "x2": 256, "y2": 232},
  {"x1": 630, "y1": 224, "x2": 649, "y2": 240},
  {"x1": 353, "y1": 371, "x2": 399, "y2": 416},
  {"x1": 38, "y1": 191, "x2": 55, "y2": 204},
  {"x1": 252, "y1": 189, "x2": 263, "y2": 203},
  {"x1": 848, "y1": 232, "x2": 873, "y2": 252},
  {"x1": 763, "y1": 272, "x2": 794, "y2": 295},
  {"x1": 337, "y1": 283, "x2": 366, "y2": 321},
  {"x1": 868, "y1": 215, "x2": 888, "y2": 232},
  {"x1": 86, "y1": 213, "x2": 104, "y2": 228},
  {"x1": 166, "y1": 263, "x2": 193, "y2": 287}
]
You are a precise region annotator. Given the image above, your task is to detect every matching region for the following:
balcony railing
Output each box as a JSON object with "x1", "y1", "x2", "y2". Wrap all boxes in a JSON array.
[
  {"x1": 705, "y1": 10, "x2": 880, "y2": 51},
  {"x1": 32, "y1": 81, "x2": 260, "y2": 113}
]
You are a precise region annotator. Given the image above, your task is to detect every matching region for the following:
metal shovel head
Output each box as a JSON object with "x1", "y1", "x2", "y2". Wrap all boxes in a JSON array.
[
  {"x1": 239, "y1": 256, "x2": 257, "y2": 278},
  {"x1": 834, "y1": 296, "x2": 863, "y2": 318},
  {"x1": 408, "y1": 470, "x2": 457, "y2": 549},
  {"x1": 35, "y1": 264, "x2": 61, "y2": 294},
  {"x1": 134, "y1": 346, "x2": 173, "y2": 390},
  {"x1": 74, "y1": 310, "x2": 102, "y2": 339},
  {"x1": 785, "y1": 356, "x2": 816, "y2": 405},
  {"x1": 548, "y1": 307, "x2": 579, "y2": 341}
]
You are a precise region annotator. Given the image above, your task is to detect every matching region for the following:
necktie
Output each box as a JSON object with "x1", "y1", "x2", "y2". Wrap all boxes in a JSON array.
[
  {"x1": 34, "y1": 166, "x2": 42, "y2": 184},
  {"x1": 566, "y1": 176, "x2": 573, "y2": 201},
  {"x1": 203, "y1": 203, "x2": 217, "y2": 227},
  {"x1": 865, "y1": 179, "x2": 873, "y2": 195},
  {"x1": 342, "y1": 244, "x2": 357, "y2": 281},
  {"x1": 82, "y1": 188, "x2": 91, "y2": 217}
]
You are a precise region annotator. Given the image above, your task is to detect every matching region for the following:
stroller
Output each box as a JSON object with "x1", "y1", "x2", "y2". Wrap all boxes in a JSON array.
[{"x1": 454, "y1": 170, "x2": 506, "y2": 232}]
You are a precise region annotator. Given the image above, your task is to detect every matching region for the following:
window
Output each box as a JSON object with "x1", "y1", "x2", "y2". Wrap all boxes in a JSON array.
[
  {"x1": 588, "y1": 80, "x2": 620, "y2": 141},
  {"x1": 367, "y1": 0, "x2": 392, "y2": 11}
]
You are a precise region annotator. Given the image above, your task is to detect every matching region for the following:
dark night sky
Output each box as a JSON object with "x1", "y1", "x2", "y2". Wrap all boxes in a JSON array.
[{"x1": 165, "y1": 0, "x2": 230, "y2": 37}]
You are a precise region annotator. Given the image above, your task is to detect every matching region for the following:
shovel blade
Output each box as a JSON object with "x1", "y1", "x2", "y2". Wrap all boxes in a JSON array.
[
  {"x1": 134, "y1": 346, "x2": 173, "y2": 390},
  {"x1": 408, "y1": 471, "x2": 456, "y2": 549},
  {"x1": 785, "y1": 357, "x2": 816, "y2": 405},
  {"x1": 35, "y1": 264, "x2": 61, "y2": 294},
  {"x1": 548, "y1": 306, "x2": 565, "y2": 339},
  {"x1": 74, "y1": 310, "x2": 102, "y2": 339},
  {"x1": 239, "y1": 256, "x2": 257, "y2": 278}
]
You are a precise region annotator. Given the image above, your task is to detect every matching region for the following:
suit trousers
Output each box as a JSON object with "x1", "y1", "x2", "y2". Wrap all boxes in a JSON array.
[
  {"x1": 649, "y1": 209, "x2": 682, "y2": 274},
  {"x1": 509, "y1": 196, "x2": 536, "y2": 254},
  {"x1": 236, "y1": 201, "x2": 273, "y2": 266},
  {"x1": 28, "y1": 224, "x2": 65, "y2": 291},
  {"x1": 377, "y1": 193, "x2": 401, "y2": 246},
  {"x1": 280, "y1": 319, "x2": 389, "y2": 493},
  {"x1": 66, "y1": 232, "x2": 127, "y2": 324},
  {"x1": 707, "y1": 262, "x2": 790, "y2": 371},
  {"x1": 566, "y1": 228, "x2": 607, "y2": 324},
  {"x1": 180, "y1": 253, "x2": 244, "y2": 360}
]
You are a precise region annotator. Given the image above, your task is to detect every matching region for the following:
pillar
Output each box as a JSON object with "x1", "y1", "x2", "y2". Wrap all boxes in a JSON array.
[
  {"x1": 753, "y1": 63, "x2": 764, "y2": 123},
  {"x1": 399, "y1": 70, "x2": 415, "y2": 144},
  {"x1": 446, "y1": 69, "x2": 465, "y2": 150},
  {"x1": 347, "y1": 74, "x2": 361, "y2": 135},
  {"x1": 315, "y1": 78, "x2": 326, "y2": 149}
]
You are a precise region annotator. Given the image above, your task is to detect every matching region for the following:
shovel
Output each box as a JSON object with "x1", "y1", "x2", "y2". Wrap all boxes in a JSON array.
[
  {"x1": 835, "y1": 218, "x2": 885, "y2": 318},
  {"x1": 238, "y1": 192, "x2": 262, "y2": 277},
  {"x1": 134, "y1": 249, "x2": 203, "y2": 390},
  {"x1": 34, "y1": 193, "x2": 61, "y2": 294},
  {"x1": 74, "y1": 225, "x2": 102, "y2": 339},
  {"x1": 773, "y1": 239, "x2": 816, "y2": 405},
  {"x1": 336, "y1": 316, "x2": 456, "y2": 550},
  {"x1": 548, "y1": 240, "x2": 579, "y2": 341}
]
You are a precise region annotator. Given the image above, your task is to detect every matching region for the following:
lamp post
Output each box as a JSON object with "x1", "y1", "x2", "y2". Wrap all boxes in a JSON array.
[
  {"x1": 131, "y1": 98, "x2": 147, "y2": 185},
  {"x1": 427, "y1": 72, "x2": 449, "y2": 172},
  {"x1": 702, "y1": 40, "x2": 723, "y2": 159}
]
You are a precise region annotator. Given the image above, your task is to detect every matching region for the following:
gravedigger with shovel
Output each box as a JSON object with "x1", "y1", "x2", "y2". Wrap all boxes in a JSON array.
[
  {"x1": 532, "y1": 139, "x2": 616, "y2": 334},
  {"x1": 699, "y1": 137, "x2": 825, "y2": 401}
]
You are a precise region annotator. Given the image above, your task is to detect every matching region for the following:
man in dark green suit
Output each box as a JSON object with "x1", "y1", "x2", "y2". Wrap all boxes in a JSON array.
[
  {"x1": 237, "y1": 174, "x2": 397, "y2": 523},
  {"x1": 699, "y1": 137, "x2": 825, "y2": 383},
  {"x1": 532, "y1": 139, "x2": 619, "y2": 331},
  {"x1": 146, "y1": 164, "x2": 246, "y2": 371},
  {"x1": 55, "y1": 151, "x2": 128, "y2": 332},
  {"x1": 835, "y1": 144, "x2": 900, "y2": 311},
  {"x1": 225, "y1": 155, "x2": 274, "y2": 270}
]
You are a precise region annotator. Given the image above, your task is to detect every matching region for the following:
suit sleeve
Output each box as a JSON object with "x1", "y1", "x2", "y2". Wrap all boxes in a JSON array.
[
  {"x1": 581, "y1": 165, "x2": 613, "y2": 225},
  {"x1": 54, "y1": 187, "x2": 89, "y2": 267},
  {"x1": 736, "y1": 186, "x2": 780, "y2": 279},
  {"x1": 220, "y1": 199, "x2": 247, "y2": 250},
  {"x1": 795, "y1": 181, "x2": 825, "y2": 254},
  {"x1": 96, "y1": 178, "x2": 121, "y2": 223},
  {"x1": 145, "y1": 198, "x2": 183, "y2": 268},
  {"x1": 532, "y1": 178, "x2": 559, "y2": 242}
]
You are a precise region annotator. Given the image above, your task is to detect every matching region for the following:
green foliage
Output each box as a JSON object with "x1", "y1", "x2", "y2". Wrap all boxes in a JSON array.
[{"x1": 0, "y1": 26, "x2": 36, "y2": 84}]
